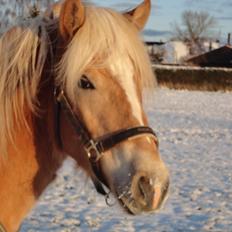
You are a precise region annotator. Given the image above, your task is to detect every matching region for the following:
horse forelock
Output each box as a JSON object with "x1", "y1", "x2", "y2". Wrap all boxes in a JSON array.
[
  {"x1": 0, "y1": 17, "x2": 49, "y2": 155},
  {"x1": 57, "y1": 6, "x2": 156, "y2": 105}
]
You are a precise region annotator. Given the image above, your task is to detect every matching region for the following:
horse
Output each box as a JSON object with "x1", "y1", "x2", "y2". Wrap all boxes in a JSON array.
[{"x1": 0, "y1": 0, "x2": 169, "y2": 231}]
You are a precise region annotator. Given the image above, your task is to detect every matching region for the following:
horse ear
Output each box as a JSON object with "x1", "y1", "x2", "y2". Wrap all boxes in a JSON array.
[
  {"x1": 59, "y1": 0, "x2": 85, "y2": 41},
  {"x1": 124, "y1": 0, "x2": 151, "y2": 31}
]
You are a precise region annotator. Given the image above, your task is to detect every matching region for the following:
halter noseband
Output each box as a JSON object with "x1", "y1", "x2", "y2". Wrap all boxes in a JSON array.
[{"x1": 54, "y1": 88, "x2": 159, "y2": 196}]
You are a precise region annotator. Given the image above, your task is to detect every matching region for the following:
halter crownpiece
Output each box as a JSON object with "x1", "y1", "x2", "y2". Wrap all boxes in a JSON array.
[{"x1": 54, "y1": 88, "x2": 159, "y2": 196}]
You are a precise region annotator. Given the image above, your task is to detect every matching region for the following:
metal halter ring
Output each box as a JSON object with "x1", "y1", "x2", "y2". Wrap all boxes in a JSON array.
[
  {"x1": 105, "y1": 191, "x2": 116, "y2": 207},
  {"x1": 85, "y1": 140, "x2": 103, "y2": 162}
]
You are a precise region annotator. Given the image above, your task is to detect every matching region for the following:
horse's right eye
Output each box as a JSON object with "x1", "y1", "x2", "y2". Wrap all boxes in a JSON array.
[{"x1": 78, "y1": 76, "x2": 95, "y2": 90}]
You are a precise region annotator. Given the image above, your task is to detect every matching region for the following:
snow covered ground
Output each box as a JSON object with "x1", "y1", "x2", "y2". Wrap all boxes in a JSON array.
[{"x1": 20, "y1": 88, "x2": 232, "y2": 232}]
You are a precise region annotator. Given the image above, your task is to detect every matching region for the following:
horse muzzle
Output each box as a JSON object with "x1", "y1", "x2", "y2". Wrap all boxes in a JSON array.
[{"x1": 116, "y1": 171, "x2": 169, "y2": 215}]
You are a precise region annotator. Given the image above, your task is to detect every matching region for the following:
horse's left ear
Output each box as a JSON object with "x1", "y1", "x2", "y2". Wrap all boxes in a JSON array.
[
  {"x1": 124, "y1": 0, "x2": 151, "y2": 31},
  {"x1": 59, "y1": 0, "x2": 85, "y2": 41}
]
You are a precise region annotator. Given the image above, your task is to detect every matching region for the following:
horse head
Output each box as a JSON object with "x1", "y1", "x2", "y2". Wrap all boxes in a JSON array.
[{"x1": 55, "y1": 0, "x2": 169, "y2": 214}]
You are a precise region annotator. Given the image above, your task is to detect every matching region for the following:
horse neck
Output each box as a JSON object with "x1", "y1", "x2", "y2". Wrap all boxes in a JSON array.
[{"x1": 0, "y1": 59, "x2": 66, "y2": 232}]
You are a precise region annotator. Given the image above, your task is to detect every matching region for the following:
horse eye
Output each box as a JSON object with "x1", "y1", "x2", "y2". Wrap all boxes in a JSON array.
[{"x1": 78, "y1": 76, "x2": 95, "y2": 90}]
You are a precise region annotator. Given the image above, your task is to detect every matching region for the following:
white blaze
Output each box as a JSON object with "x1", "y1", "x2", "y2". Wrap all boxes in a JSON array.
[{"x1": 110, "y1": 57, "x2": 144, "y2": 125}]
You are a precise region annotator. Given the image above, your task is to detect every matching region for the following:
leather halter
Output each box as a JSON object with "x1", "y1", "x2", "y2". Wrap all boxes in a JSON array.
[{"x1": 54, "y1": 88, "x2": 159, "y2": 196}]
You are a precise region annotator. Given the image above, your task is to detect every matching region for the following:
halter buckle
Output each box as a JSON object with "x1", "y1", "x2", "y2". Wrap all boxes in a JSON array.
[{"x1": 85, "y1": 140, "x2": 102, "y2": 162}]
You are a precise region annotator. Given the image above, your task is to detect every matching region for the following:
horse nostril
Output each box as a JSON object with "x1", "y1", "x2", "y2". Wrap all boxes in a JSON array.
[{"x1": 138, "y1": 176, "x2": 154, "y2": 207}]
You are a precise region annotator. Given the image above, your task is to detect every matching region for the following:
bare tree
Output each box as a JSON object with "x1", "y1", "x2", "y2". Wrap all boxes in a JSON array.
[{"x1": 172, "y1": 10, "x2": 217, "y2": 55}]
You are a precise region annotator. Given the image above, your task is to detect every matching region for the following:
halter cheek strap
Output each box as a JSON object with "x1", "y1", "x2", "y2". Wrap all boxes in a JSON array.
[
  {"x1": 54, "y1": 88, "x2": 159, "y2": 196},
  {"x1": 54, "y1": 89, "x2": 109, "y2": 195}
]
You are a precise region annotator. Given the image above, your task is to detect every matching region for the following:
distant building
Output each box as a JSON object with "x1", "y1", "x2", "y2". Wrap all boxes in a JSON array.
[
  {"x1": 145, "y1": 40, "x2": 223, "y2": 65},
  {"x1": 187, "y1": 45, "x2": 232, "y2": 68},
  {"x1": 163, "y1": 41, "x2": 189, "y2": 64},
  {"x1": 202, "y1": 41, "x2": 220, "y2": 52},
  {"x1": 145, "y1": 41, "x2": 190, "y2": 64}
]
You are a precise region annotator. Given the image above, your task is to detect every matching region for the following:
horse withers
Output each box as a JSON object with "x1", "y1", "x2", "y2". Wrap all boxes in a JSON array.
[{"x1": 0, "y1": 0, "x2": 169, "y2": 231}]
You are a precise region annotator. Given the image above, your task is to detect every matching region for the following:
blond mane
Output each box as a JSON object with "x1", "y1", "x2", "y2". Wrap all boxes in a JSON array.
[
  {"x1": 0, "y1": 17, "x2": 48, "y2": 154},
  {"x1": 57, "y1": 6, "x2": 155, "y2": 104}
]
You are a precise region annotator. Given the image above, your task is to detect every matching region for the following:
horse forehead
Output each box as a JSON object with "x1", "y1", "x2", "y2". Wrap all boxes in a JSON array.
[{"x1": 110, "y1": 58, "x2": 144, "y2": 125}]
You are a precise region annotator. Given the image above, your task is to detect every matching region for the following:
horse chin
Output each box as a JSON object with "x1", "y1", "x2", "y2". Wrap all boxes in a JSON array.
[
  {"x1": 117, "y1": 192, "x2": 167, "y2": 215},
  {"x1": 114, "y1": 188, "x2": 150, "y2": 215},
  {"x1": 118, "y1": 196, "x2": 144, "y2": 215}
]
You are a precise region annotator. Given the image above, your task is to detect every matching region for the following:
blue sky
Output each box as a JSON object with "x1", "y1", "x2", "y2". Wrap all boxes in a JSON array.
[{"x1": 92, "y1": 0, "x2": 232, "y2": 43}]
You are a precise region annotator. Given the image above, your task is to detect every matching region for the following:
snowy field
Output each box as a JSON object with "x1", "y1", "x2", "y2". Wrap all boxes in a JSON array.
[{"x1": 21, "y1": 88, "x2": 232, "y2": 232}]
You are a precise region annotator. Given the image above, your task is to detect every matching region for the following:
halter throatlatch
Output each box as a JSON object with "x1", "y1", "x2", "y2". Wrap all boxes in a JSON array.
[{"x1": 54, "y1": 88, "x2": 159, "y2": 196}]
